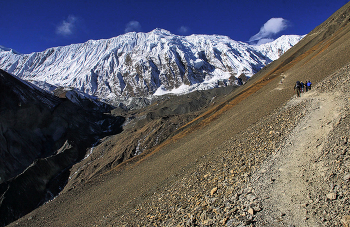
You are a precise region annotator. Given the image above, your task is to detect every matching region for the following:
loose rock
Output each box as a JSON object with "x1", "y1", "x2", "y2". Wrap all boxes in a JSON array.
[
  {"x1": 326, "y1": 193, "x2": 337, "y2": 200},
  {"x1": 210, "y1": 187, "x2": 218, "y2": 196}
]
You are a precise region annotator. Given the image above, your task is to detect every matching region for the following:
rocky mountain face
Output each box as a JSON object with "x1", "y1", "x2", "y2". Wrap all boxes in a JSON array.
[
  {"x1": 64, "y1": 85, "x2": 240, "y2": 191},
  {"x1": 0, "y1": 30, "x2": 303, "y2": 107},
  {"x1": 0, "y1": 69, "x2": 124, "y2": 226}
]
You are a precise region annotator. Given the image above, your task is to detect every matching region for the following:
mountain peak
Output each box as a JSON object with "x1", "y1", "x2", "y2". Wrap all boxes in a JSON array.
[
  {"x1": 0, "y1": 45, "x2": 20, "y2": 54},
  {"x1": 150, "y1": 28, "x2": 173, "y2": 36}
]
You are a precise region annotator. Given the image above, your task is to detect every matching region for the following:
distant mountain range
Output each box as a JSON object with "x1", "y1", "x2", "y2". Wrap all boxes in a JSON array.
[{"x1": 0, "y1": 29, "x2": 304, "y2": 107}]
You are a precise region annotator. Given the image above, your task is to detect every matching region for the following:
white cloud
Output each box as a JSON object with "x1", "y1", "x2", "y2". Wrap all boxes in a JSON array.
[
  {"x1": 56, "y1": 15, "x2": 79, "y2": 37},
  {"x1": 249, "y1": 18, "x2": 289, "y2": 44},
  {"x1": 178, "y1": 26, "x2": 190, "y2": 34},
  {"x1": 124, "y1": 21, "x2": 142, "y2": 33}
]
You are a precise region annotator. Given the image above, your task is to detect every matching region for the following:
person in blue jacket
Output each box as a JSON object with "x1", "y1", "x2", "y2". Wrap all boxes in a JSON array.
[{"x1": 306, "y1": 80, "x2": 312, "y2": 91}]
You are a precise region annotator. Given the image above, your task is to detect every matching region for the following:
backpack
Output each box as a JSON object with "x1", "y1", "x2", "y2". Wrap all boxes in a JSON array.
[{"x1": 295, "y1": 81, "x2": 301, "y2": 88}]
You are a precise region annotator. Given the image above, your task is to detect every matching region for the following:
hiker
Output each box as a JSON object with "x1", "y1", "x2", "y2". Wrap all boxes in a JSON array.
[
  {"x1": 306, "y1": 80, "x2": 312, "y2": 91},
  {"x1": 305, "y1": 81, "x2": 309, "y2": 92},
  {"x1": 294, "y1": 81, "x2": 301, "y2": 97},
  {"x1": 300, "y1": 81, "x2": 305, "y2": 93}
]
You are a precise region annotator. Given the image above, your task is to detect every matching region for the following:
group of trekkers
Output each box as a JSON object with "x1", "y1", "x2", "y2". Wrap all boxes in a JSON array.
[{"x1": 294, "y1": 80, "x2": 312, "y2": 97}]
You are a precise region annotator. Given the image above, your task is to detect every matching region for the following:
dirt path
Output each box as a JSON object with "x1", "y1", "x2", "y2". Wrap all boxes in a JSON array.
[{"x1": 252, "y1": 89, "x2": 346, "y2": 226}]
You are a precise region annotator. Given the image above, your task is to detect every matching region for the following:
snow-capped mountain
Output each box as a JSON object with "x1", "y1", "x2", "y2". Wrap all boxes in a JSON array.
[{"x1": 0, "y1": 29, "x2": 304, "y2": 106}]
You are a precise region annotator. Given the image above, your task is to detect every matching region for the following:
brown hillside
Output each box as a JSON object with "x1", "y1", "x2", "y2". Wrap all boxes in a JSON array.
[{"x1": 9, "y1": 2, "x2": 350, "y2": 226}]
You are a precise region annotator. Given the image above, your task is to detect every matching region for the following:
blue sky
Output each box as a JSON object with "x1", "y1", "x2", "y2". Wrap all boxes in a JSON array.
[{"x1": 1, "y1": 0, "x2": 348, "y2": 54}]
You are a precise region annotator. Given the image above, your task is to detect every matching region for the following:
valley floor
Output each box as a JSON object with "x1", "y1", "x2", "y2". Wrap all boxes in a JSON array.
[{"x1": 96, "y1": 65, "x2": 350, "y2": 226}]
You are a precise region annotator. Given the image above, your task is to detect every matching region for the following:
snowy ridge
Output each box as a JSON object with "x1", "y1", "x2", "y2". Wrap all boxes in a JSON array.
[
  {"x1": 0, "y1": 45, "x2": 20, "y2": 54},
  {"x1": 256, "y1": 35, "x2": 306, "y2": 60},
  {"x1": 0, "y1": 29, "x2": 304, "y2": 106}
]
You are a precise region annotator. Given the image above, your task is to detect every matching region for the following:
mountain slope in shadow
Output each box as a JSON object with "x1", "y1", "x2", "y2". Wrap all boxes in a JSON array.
[{"x1": 0, "y1": 70, "x2": 124, "y2": 226}]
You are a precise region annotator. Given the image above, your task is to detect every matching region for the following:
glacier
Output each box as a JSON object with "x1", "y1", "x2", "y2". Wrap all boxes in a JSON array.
[{"x1": 0, "y1": 28, "x2": 304, "y2": 107}]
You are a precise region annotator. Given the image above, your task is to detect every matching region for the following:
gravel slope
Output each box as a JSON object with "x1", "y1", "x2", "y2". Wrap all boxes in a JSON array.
[{"x1": 99, "y1": 64, "x2": 350, "y2": 227}]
